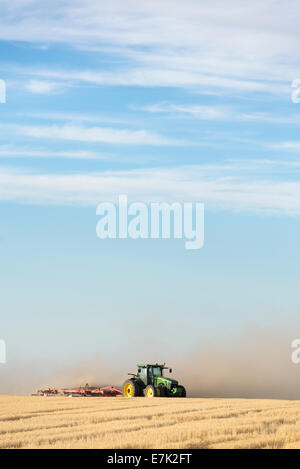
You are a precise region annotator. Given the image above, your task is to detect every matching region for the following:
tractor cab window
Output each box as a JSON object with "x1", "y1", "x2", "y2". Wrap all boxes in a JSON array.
[
  {"x1": 149, "y1": 366, "x2": 162, "y2": 378},
  {"x1": 138, "y1": 367, "x2": 147, "y2": 385}
]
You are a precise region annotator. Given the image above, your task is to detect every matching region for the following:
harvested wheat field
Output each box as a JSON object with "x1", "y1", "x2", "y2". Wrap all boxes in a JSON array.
[{"x1": 1, "y1": 395, "x2": 300, "y2": 449}]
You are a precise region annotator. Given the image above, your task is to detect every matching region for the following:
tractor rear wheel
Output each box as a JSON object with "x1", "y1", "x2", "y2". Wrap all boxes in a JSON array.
[
  {"x1": 122, "y1": 379, "x2": 140, "y2": 398},
  {"x1": 179, "y1": 386, "x2": 186, "y2": 397},
  {"x1": 144, "y1": 385, "x2": 158, "y2": 398}
]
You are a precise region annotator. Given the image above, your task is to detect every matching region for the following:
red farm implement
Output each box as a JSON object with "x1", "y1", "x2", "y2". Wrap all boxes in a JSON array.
[{"x1": 34, "y1": 384, "x2": 122, "y2": 397}]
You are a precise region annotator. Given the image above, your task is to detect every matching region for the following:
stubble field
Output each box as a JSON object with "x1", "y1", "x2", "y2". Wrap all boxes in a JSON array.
[{"x1": 1, "y1": 395, "x2": 300, "y2": 449}]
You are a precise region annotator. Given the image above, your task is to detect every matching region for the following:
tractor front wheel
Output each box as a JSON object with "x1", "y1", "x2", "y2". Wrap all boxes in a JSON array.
[
  {"x1": 144, "y1": 385, "x2": 158, "y2": 398},
  {"x1": 122, "y1": 380, "x2": 140, "y2": 398}
]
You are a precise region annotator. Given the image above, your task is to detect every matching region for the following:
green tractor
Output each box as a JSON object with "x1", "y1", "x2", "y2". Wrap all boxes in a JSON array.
[{"x1": 122, "y1": 363, "x2": 186, "y2": 398}]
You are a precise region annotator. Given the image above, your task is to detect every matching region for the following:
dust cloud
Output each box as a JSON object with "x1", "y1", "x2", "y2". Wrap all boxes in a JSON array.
[
  {"x1": 1, "y1": 326, "x2": 300, "y2": 399},
  {"x1": 176, "y1": 327, "x2": 300, "y2": 399}
]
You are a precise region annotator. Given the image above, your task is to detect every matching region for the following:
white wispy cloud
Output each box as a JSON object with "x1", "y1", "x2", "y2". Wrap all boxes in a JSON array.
[
  {"x1": 7, "y1": 64, "x2": 288, "y2": 95},
  {"x1": 141, "y1": 103, "x2": 231, "y2": 120},
  {"x1": 0, "y1": 146, "x2": 110, "y2": 160},
  {"x1": 0, "y1": 0, "x2": 298, "y2": 95},
  {"x1": 140, "y1": 102, "x2": 300, "y2": 125},
  {"x1": 0, "y1": 161, "x2": 299, "y2": 215},
  {"x1": 2, "y1": 123, "x2": 183, "y2": 146},
  {"x1": 24, "y1": 79, "x2": 64, "y2": 94},
  {"x1": 268, "y1": 141, "x2": 300, "y2": 152},
  {"x1": 22, "y1": 111, "x2": 137, "y2": 126}
]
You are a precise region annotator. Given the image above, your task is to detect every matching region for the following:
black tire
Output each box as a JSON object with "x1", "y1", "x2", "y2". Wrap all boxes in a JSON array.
[
  {"x1": 157, "y1": 386, "x2": 166, "y2": 397},
  {"x1": 179, "y1": 386, "x2": 186, "y2": 398},
  {"x1": 122, "y1": 379, "x2": 140, "y2": 398}
]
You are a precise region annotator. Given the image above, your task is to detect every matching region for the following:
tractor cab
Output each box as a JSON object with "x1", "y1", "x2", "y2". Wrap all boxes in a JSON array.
[{"x1": 137, "y1": 363, "x2": 166, "y2": 386}]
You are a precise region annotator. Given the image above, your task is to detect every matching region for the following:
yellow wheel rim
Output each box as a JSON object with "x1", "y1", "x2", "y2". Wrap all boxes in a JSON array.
[
  {"x1": 146, "y1": 387, "x2": 154, "y2": 398},
  {"x1": 123, "y1": 383, "x2": 134, "y2": 397}
]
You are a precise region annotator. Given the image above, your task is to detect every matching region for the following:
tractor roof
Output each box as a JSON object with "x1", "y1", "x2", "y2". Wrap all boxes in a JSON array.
[{"x1": 137, "y1": 363, "x2": 165, "y2": 368}]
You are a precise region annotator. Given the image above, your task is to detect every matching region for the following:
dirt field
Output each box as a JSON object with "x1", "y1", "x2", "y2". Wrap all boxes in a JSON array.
[{"x1": 1, "y1": 395, "x2": 300, "y2": 449}]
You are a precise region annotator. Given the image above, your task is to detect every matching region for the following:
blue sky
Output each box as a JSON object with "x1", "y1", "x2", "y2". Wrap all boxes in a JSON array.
[{"x1": 0, "y1": 0, "x2": 300, "y2": 391}]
